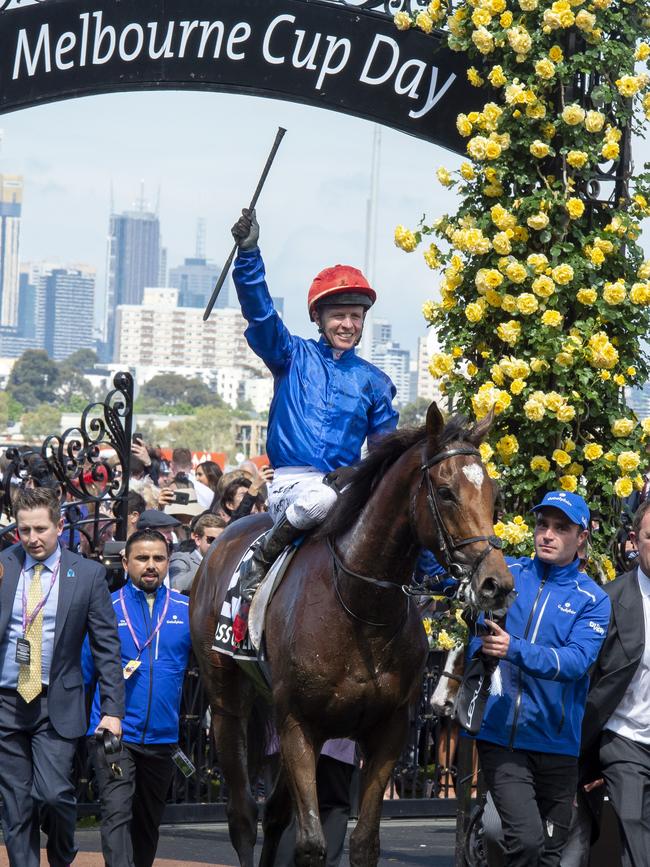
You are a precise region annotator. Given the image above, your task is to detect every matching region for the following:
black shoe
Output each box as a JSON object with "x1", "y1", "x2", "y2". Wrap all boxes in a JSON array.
[{"x1": 239, "y1": 515, "x2": 302, "y2": 602}]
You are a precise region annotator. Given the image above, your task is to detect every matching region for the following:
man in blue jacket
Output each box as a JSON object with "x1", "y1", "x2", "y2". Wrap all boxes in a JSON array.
[
  {"x1": 470, "y1": 491, "x2": 610, "y2": 866},
  {"x1": 82, "y1": 529, "x2": 191, "y2": 867},
  {"x1": 230, "y1": 208, "x2": 398, "y2": 634}
]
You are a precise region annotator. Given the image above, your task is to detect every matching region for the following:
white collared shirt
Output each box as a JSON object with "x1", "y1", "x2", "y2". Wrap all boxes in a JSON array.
[{"x1": 605, "y1": 568, "x2": 650, "y2": 743}]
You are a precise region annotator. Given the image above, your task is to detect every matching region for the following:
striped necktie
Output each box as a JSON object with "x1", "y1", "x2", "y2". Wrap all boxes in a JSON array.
[{"x1": 17, "y1": 563, "x2": 44, "y2": 703}]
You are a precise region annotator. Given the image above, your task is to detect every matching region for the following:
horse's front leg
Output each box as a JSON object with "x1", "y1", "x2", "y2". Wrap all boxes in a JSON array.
[
  {"x1": 350, "y1": 708, "x2": 410, "y2": 867},
  {"x1": 278, "y1": 713, "x2": 326, "y2": 867}
]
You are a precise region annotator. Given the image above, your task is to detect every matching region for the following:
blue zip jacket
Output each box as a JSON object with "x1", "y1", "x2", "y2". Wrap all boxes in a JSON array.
[
  {"x1": 82, "y1": 581, "x2": 191, "y2": 745},
  {"x1": 469, "y1": 555, "x2": 610, "y2": 757},
  {"x1": 233, "y1": 248, "x2": 399, "y2": 472}
]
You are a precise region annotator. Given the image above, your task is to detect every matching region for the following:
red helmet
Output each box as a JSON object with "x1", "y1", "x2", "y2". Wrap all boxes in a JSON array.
[{"x1": 307, "y1": 264, "x2": 376, "y2": 321}]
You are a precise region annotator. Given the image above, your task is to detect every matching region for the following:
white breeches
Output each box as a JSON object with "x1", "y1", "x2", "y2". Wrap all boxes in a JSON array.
[{"x1": 268, "y1": 467, "x2": 338, "y2": 530}]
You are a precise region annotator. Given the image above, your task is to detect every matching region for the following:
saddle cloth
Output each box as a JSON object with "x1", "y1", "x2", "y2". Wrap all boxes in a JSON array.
[{"x1": 212, "y1": 535, "x2": 297, "y2": 662}]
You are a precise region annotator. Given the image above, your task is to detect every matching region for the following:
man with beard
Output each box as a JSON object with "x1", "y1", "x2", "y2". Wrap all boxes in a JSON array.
[{"x1": 82, "y1": 529, "x2": 191, "y2": 867}]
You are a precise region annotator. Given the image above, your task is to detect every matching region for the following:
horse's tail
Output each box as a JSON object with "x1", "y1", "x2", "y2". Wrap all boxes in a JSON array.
[{"x1": 247, "y1": 695, "x2": 273, "y2": 783}]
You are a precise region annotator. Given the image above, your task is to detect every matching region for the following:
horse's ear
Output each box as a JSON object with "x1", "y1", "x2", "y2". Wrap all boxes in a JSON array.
[
  {"x1": 425, "y1": 401, "x2": 445, "y2": 450},
  {"x1": 467, "y1": 408, "x2": 494, "y2": 446}
]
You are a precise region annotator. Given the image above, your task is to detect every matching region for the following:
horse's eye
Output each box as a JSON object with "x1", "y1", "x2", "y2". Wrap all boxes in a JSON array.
[{"x1": 437, "y1": 486, "x2": 456, "y2": 503}]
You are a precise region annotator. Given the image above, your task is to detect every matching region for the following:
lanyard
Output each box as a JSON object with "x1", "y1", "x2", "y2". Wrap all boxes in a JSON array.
[
  {"x1": 22, "y1": 561, "x2": 60, "y2": 635},
  {"x1": 119, "y1": 586, "x2": 169, "y2": 659}
]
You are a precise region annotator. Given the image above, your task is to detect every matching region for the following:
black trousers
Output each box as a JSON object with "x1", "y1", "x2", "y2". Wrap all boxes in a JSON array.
[
  {"x1": 89, "y1": 738, "x2": 175, "y2": 867},
  {"x1": 0, "y1": 689, "x2": 78, "y2": 867},
  {"x1": 271, "y1": 755, "x2": 354, "y2": 867},
  {"x1": 599, "y1": 730, "x2": 650, "y2": 867},
  {"x1": 478, "y1": 740, "x2": 578, "y2": 867}
]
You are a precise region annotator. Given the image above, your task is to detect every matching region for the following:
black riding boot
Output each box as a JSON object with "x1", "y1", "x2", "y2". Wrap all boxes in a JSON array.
[
  {"x1": 233, "y1": 515, "x2": 302, "y2": 645},
  {"x1": 239, "y1": 514, "x2": 302, "y2": 602}
]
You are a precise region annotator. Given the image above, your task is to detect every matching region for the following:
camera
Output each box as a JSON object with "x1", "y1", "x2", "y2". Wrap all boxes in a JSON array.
[
  {"x1": 173, "y1": 491, "x2": 190, "y2": 505},
  {"x1": 102, "y1": 540, "x2": 126, "y2": 590}
]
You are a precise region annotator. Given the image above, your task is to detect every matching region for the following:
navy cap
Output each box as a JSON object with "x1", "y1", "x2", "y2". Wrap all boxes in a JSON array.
[
  {"x1": 532, "y1": 491, "x2": 590, "y2": 530},
  {"x1": 136, "y1": 509, "x2": 181, "y2": 529}
]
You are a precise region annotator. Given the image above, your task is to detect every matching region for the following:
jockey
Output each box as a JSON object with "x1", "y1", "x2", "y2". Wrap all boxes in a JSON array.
[{"x1": 230, "y1": 208, "x2": 399, "y2": 624}]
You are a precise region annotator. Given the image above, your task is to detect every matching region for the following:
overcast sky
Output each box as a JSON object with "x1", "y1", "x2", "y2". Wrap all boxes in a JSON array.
[{"x1": 2, "y1": 88, "x2": 650, "y2": 358}]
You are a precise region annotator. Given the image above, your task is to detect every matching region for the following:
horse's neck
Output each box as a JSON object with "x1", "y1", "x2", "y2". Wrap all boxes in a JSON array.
[{"x1": 338, "y1": 450, "x2": 420, "y2": 583}]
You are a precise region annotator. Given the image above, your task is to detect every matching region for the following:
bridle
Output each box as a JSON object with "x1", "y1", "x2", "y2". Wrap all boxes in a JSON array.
[
  {"x1": 329, "y1": 444, "x2": 503, "y2": 625},
  {"x1": 412, "y1": 446, "x2": 503, "y2": 604}
]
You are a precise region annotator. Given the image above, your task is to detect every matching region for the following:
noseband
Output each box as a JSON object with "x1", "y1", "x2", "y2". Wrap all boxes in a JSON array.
[{"x1": 412, "y1": 446, "x2": 502, "y2": 603}]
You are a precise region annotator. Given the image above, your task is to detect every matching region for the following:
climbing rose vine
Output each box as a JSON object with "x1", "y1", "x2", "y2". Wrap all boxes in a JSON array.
[{"x1": 394, "y1": 0, "x2": 650, "y2": 579}]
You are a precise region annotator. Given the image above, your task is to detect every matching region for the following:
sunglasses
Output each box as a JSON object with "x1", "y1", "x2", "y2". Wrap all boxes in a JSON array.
[{"x1": 203, "y1": 535, "x2": 219, "y2": 544}]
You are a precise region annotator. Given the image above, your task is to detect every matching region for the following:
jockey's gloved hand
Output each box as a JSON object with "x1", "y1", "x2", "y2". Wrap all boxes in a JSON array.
[{"x1": 232, "y1": 208, "x2": 259, "y2": 250}]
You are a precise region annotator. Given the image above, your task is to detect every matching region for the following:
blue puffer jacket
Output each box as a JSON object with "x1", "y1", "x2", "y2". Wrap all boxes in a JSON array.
[
  {"x1": 469, "y1": 556, "x2": 610, "y2": 757},
  {"x1": 82, "y1": 582, "x2": 191, "y2": 745},
  {"x1": 233, "y1": 248, "x2": 399, "y2": 472}
]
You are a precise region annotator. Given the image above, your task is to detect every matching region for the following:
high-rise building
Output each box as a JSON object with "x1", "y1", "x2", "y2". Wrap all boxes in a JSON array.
[
  {"x1": 104, "y1": 203, "x2": 161, "y2": 357},
  {"x1": 416, "y1": 330, "x2": 445, "y2": 408},
  {"x1": 42, "y1": 266, "x2": 96, "y2": 360},
  {"x1": 114, "y1": 288, "x2": 267, "y2": 374},
  {"x1": 169, "y1": 257, "x2": 230, "y2": 309},
  {"x1": 369, "y1": 318, "x2": 411, "y2": 406},
  {"x1": 0, "y1": 174, "x2": 23, "y2": 328}
]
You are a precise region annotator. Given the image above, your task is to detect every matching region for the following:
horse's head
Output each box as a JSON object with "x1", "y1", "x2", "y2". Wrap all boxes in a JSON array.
[{"x1": 413, "y1": 403, "x2": 514, "y2": 612}]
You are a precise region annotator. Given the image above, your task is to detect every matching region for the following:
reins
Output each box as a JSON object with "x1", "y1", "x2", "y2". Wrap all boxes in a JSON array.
[{"x1": 328, "y1": 443, "x2": 503, "y2": 624}]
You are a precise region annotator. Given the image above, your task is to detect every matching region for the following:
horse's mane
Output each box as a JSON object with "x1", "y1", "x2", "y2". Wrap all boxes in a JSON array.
[{"x1": 315, "y1": 414, "x2": 474, "y2": 540}]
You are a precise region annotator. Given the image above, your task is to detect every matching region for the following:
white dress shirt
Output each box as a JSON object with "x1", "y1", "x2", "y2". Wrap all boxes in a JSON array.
[{"x1": 606, "y1": 567, "x2": 650, "y2": 743}]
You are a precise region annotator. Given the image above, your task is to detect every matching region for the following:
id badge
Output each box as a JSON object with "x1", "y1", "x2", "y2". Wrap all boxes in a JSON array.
[
  {"x1": 15, "y1": 637, "x2": 31, "y2": 665},
  {"x1": 171, "y1": 747, "x2": 196, "y2": 778},
  {"x1": 123, "y1": 659, "x2": 142, "y2": 679}
]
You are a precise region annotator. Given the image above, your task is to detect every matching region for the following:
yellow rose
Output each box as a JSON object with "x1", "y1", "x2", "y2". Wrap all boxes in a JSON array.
[
  {"x1": 510, "y1": 378, "x2": 526, "y2": 394},
  {"x1": 552, "y1": 449, "x2": 571, "y2": 468},
  {"x1": 614, "y1": 478, "x2": 634, "y2": 498},
  {"x1": 531, "y1": 275, "x2": 554, "y2": 298},
  {"x1": 507, "y1": 26, "x2": 532, "y2": 55},
  {"x1": 516, "y1": 293, "x2": 539, "y2": 315},
  {"x1": 566, "y1": 198, "x2": 585, "y2": 219},
  {"x1": 535, "y1": 58, "x2": 556, "y2": 80},
  {"x1": 423, "y1": 244, "x2": 441, "y2": 270},
  {"x1": 497, "y1": 320, "x2": 521, "y2": 345},
  {"x1": 636, "y1": 42, "x2": 650, "y2": 61},
  {"x1": 394, "y1": 225, "x2": 417, "y2": 252},
  {"x1": 524, "y1": 397, "x2": 545, "y2": 421},
  {"x1": 618, "y1": 451, "x2": 641, "y2": 473},
  {"x1": 541, "y1": 310, "x2": 563, "y2": 327},
  {"x1": 556, "y1": 404, "x2": 576, "y2": 422},
  {"x1": 527, "y1": 253, "x2": 549, "y2": 274},
  {"x1": 544, "y1": 392, "x2": 564, "y2": 413},
  {"x1": 577, "y1": 287, "x2": 597, "y2": 305},
  {"x1": 548, "y1": 45, "x2": 564, "y2": 62},
  {"x1": 552, "y1": 264, "x2": 574, "y2": 285},
  {"x1": 467, "y1": 66, "x2": 485, "y2": 87},
  {"x1": 576, "y1": 9, "x2": 596, "y2": 31},
  {"x1": 460, "y1": 161, "x2": 476, "y2": 180},
  {"x1": 457, "y1": 115, "x2": 473, "y2": 137},
  {"x1": 531, "y1": 456, "x2": 551, "y2": 472},
  {"x1": 519, "y1": 0, "x2": 539, "y2": 9},
  {"x1": 602, "y1": 557, "x2": 616, "y2": 582},
  {"x1": 485, "y1": 140, "x2": 502, "y2": 160},
  {"x1": 415, "y1": 11, "x2": 434, "y2": 33},
  {"x1": 479, "y1": 442, "x2": 494, "y2": 462},
  {"x1": 486, "y1": 462, "x2": 500, "y2": 479},
  {"x1": 429, "y1": 353, "x2": 455, "y2": 378},
  {"x1": 616, "y1": 75, "x2": 643, "y2": 98},
  {"x1": 527, "y1": 212, "x2": 550, "y2": 230},
  {"x1": 493, "y1": 232, "x2": 513, "y2": 254},
  {"x1": 559, "y1": 475, "x2": 578, "y2": 493},
  {"x1": 611, "y1": 418, "x2": 636, "y2": 437},
  {"x1": 602, "y1": 141, "x2": 620, "y2": 160},
  {"x1": 472, "y1": 26, "x2": 495, "y2": 54},
  {"x1": 465, "y1": 302, "x2": 484, "y2": 323},
  {"x1": 584, "y1": 444, "x2": 603, "y2": 461},
  {"x1": 496, "y1": 434, "x2": 519, "y2": 464},
  {"x1": 501, "y1": 294, "x2": 517, "y2": 313},
  {"x1": 488, "y1": 65, "x2": 507, "y2": 87},
  {"x1": 467, "y1": 362, "x2": 478, "y2": 377},
  {"x1": 500, "y1": 11, "x2": 514, "y2": 27},
  {"x1": 562, "y1": 104, "x2": 586, "y2": 126},
  {"x1": 567, "y1": 150, "x2": 588, "y2": 169},
  {"x1": 393, "y1": 11, "x2": 412, "y2": 30},
  {"x1": 630, "y1": 282, "x2": 650, "y2": 305},
  {"x1": 506, "y1": 262, "x2": 528, "y2": 284},
  {"x1": 530, "y1": 140, "x2": 551, "y2": 158},
  {"x1": 585, "y1": 110, "x2": 605, "y2": 133},
  {"x1": 436, "y1": 167, "x2": 452, "y2": 187},
  {"x1": 603, "y1": 281, "x2": 626, "y2": 304}
]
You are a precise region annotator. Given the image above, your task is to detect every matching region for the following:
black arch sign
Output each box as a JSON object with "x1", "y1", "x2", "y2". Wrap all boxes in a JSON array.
[{"x1": 0, "y1": 0, "x2": 476, "y2": 153}]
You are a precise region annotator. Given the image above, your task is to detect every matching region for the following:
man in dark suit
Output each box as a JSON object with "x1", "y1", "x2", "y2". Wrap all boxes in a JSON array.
[
  {"x1": 0, "y1": 486, "x2": 124, "y2": 867},
  {"x1": 581, "y1": 498, "x2": 650, "y2": 867}
]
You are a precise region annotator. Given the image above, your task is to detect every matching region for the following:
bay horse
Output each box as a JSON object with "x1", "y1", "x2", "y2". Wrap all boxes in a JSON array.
[{"x1": 190, "y1": 403, "x2": 514, "y2": 867}]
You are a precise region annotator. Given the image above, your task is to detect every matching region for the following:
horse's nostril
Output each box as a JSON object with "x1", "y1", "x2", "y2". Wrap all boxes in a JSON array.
[{"x1": 481, "y1": 577, "x2": 499, "y2": 597}]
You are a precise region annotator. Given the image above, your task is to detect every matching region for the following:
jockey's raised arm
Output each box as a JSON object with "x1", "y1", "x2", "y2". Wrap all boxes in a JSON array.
[{"x1": 229, "y1": 207, "x2": 399, "y2": 639}]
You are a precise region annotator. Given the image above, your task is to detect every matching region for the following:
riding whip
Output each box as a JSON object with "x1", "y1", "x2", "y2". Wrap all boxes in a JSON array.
[{"x1": 203, "y1": 126, "x2": 287, "y2": 321}]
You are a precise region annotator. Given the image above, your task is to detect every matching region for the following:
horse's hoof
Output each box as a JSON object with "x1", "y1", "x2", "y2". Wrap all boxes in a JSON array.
[{"x1": 295, "y1": 839, "x2": 326, "y2": 867}]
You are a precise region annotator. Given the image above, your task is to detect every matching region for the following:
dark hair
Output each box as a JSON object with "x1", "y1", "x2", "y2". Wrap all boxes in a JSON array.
[
  {"x1": 129, "y1": 456, "x2": 146, "y2": 477},
  {"x1": 12, "y1": 486, "x2": 61, "y2": 525},
  {"x1": 221, "y1": 476, "x2": 251, "y2": 516},
  {"x1": 124, "y1": 528, "x2": 169, "y2": 559},
  {"x1": 632, "y1": 499, "x2": 650, "y2": 536},
  {"x1": 193, "y1": 513, "x2": 228, "y2": 536},
  {"x1": 196, "y1": 460, "x2": 223, "y2": 492},
  {"x1": 113, "y1": 491, "x2": 146, "y2": 519},
  {"x1": 172, "y1": 447, "x2": 192, "y2": 470}
]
